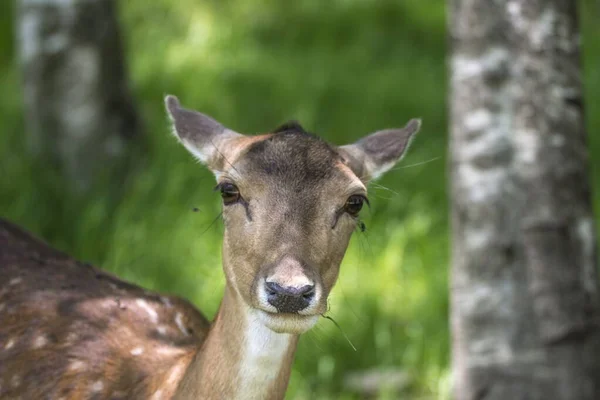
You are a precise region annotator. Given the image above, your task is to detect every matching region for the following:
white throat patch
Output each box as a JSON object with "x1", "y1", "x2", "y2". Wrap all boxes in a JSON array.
[{"x1": 237, "y1": 309, "x2": 292, "y2": 399}]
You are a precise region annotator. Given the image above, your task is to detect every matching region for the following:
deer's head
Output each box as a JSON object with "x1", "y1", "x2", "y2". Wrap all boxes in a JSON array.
[{"x1": 166, "y1": 96, "x2": 419, "y2": 334}]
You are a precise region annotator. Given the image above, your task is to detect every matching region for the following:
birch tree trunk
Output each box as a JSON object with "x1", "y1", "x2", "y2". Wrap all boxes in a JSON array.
[
  {"x1": 449, "y1": 1, "x2": 600, "y2": 399},
  {"x1": 16, "y1": 0, "x2": 141, "y2": 191}
]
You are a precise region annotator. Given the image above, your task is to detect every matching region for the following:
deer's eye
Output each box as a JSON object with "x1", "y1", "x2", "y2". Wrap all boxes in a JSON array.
[
  {"x1": 218, "y1": 183, "x2": 240, "y2": 205},
  {"x1": 344, "y1": 195, "x2": 366, "y2": 217}
]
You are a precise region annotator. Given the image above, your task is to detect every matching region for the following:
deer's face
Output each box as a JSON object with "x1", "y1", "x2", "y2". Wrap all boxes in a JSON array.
[
  {"x1": 217, "y1": 132, "x2": 367, "y2": 333},
  {"x1": 166, "y1": 96, "x2": 420, "y2": 334}
]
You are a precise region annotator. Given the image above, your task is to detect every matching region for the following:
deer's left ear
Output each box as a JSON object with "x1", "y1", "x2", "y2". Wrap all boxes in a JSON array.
[{"x1": 338, "y1": 119, "x2": 421, "y2": 182}]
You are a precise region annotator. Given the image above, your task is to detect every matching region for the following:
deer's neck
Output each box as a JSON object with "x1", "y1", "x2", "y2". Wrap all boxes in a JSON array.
[{"x1": 174, "y1": 286, "x2": 299, "y2": 400}]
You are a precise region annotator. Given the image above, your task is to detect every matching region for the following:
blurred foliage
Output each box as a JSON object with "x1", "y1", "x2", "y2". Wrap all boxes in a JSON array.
[{"x1": 0, "y1": 0, "x2": 598, "y2": 398}]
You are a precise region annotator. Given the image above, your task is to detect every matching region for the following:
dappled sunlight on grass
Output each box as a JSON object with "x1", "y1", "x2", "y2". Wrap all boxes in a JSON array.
[
  {"x1": 285, "y1": 199, "x2": 448, "y2": 398},
  {"x1": 1, "y1": 0, "x2": 599, "y2": 398}
]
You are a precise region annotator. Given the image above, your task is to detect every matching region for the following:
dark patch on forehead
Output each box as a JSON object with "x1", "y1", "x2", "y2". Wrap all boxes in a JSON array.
[
  {"x1": 244, "y1": 128, "x2": 342, "y2": 184},
  {"x1": 273, "y1": 120, "x2": 307, "y2": 134}
]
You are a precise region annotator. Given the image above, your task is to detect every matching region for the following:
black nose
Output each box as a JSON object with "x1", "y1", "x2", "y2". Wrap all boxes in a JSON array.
[{"x1": 265, "y1": 281, "x2": 315, "y2": 313}]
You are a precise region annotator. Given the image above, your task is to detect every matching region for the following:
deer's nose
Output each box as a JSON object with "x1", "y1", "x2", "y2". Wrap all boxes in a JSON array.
[{"x1": 265, "y1": 281, "x2": 315, "y2": 313}]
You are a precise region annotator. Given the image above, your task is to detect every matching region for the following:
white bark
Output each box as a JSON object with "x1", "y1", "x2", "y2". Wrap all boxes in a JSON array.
[
  {"x1": 17, "y1": 0, "x2": 141, "y2": 190},
  {"x1": 450, "y1": 1, "x2": 600, "y2": 399}
]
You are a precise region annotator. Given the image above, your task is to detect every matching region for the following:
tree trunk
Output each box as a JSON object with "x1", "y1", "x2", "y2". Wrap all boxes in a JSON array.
[
  {"x1": 449, "y1": 1, "x2": 600, "y2": 399},
  {"x1": 16, "y1": 0, "x2": 141, "y2": 191}
]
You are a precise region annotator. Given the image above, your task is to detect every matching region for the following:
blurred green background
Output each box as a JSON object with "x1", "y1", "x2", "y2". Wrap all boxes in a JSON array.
[{"x1": 1, "y1": 1, "x2": 598, "y2": 398}]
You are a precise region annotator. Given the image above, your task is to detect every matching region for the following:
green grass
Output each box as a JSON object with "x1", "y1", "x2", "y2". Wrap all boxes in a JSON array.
[{"x1": 1, "y1": 0, "x2": 599, "y2": 398}]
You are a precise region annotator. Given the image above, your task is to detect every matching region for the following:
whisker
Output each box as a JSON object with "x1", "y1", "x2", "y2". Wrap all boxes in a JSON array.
[
  {"x1": 389, "y1": 156, "x2": 441, "y2": 171},
  {"x1": 304, "y1": 327, "x2": 326, "y2": 353},
  {"x1": 200, "y1": 211, "x2": 224, "y2": 236},
  {"x1": 337, "y1": 285, "x2": 364, "y2": 325},
  {"x1": 359, "y1": 228, "x2": 374, "y2": 260},
  {"x1": 369, "y1": 182, "x2": 401, "y2": 197},
  {"x1": 370, "y1": 194, "x2": 395, "y2": 201},
  {"x1": 209, "y1": 137, "x2": 241, "y2": 175}
]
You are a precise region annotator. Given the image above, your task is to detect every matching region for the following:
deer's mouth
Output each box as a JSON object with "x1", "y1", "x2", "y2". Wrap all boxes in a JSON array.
[{"x1": 255, "y1": 309, "x2": 319, "y2": 334}]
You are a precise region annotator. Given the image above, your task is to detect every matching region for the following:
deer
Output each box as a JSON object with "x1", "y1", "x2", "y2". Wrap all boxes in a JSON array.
[{"x1": 0, "y1": 95, "x2": 420, "y2": 400}]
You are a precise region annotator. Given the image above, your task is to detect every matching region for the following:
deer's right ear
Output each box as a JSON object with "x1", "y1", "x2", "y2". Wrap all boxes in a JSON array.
[{"x1": 165, "y1": 95, "x2": 243, "y2": 171}]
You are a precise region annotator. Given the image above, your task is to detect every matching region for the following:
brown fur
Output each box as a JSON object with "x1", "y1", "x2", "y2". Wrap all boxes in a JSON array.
[
  {"x1": 0, "y1": 97, "x2": 420, "y2": 399},
  {"x1": 0, "y1": 219, "x2": 208, "y2": 399},
  {"x1": 217, "y1": 131, "x2": 364, "y2": 317}
]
